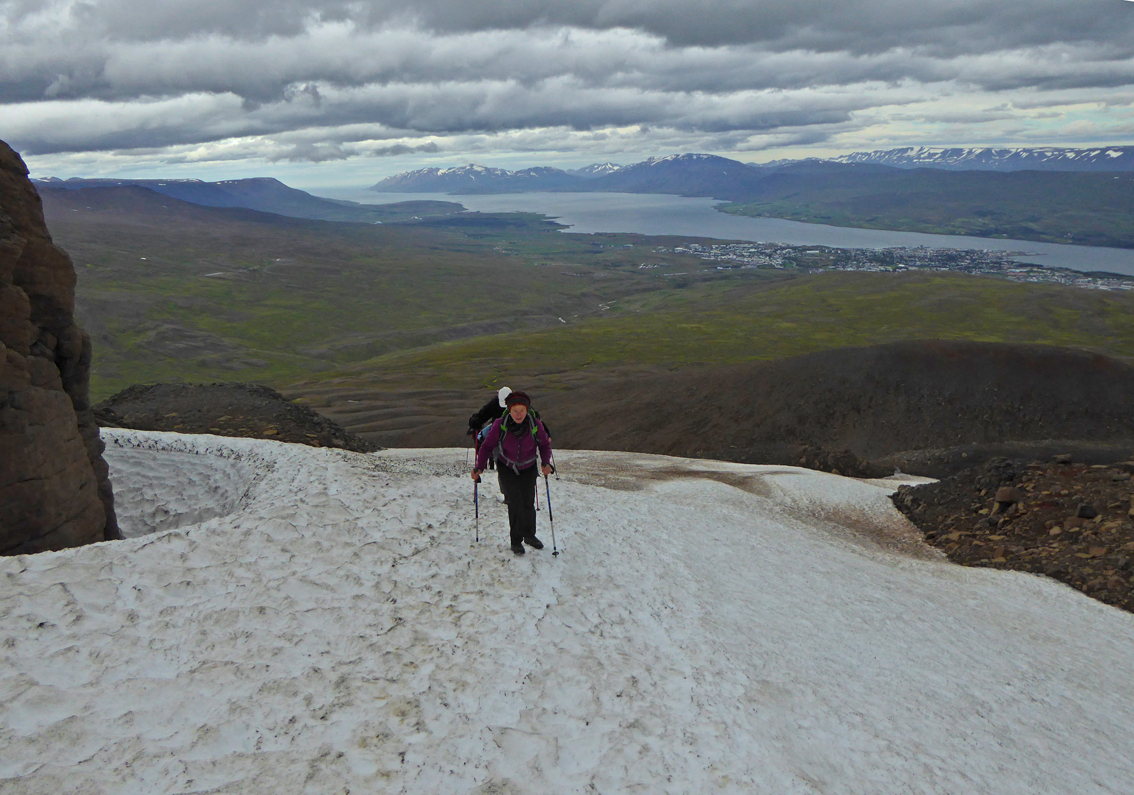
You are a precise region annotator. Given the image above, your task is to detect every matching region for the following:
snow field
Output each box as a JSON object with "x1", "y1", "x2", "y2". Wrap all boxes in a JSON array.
[{"x1": 0, "y1": 431, "x2": 1132, "y2": 794}]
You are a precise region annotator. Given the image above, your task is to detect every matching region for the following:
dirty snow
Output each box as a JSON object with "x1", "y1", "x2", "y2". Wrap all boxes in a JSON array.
[{"x1": 2, "y1": 430, "x2": 1133, "y2": 794}]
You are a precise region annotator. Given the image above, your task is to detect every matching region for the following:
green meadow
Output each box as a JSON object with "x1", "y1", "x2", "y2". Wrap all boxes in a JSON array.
[
  {"x1": 297, "y1": 270, "x2": 1134, "y2": 393},
  {"x1": 719, "y1": 170, "x2": 1134, "y2": 248}
]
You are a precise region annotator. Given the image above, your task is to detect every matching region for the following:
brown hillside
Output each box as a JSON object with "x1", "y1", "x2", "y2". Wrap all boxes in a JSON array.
[
  {"x1": 328, "y1": 341, "x2": 1134, "y2": 477},
  {"x1": 540, "y1": 341, "x2": 1134, "y2": 466}
]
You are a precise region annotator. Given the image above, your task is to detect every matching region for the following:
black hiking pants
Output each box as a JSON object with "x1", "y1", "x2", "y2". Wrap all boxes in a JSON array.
[{"x1": 497, "y1": 464, "x2": 538, "y2": 546}]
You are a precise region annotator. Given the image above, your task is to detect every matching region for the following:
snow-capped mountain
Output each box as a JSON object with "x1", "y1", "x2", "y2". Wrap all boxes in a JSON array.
[
  {"x1": 826, "y1": 146, "x2": 1134, "y2": 172},
  {"x1": 368, "y1": 146, "x2": 1134, "y2": 203},
  {"x1": 370, "y1": 163, "x2": 580, "y2": 193},
  {"x1": 370, "y1": 154, "x2": 773, "y2": 197},
  {"x1": 569, "y1": 162, "x2": 624, "y2": 177},
  {"x1": 641, "y1": 153, "x2": 736, "y2": 166},
  {"x1": 3, "y1": 429, "x2": 1133, "y2": 792},
  {"x1": 584, "y1": 153, "x2": 769, "y2": 196}
]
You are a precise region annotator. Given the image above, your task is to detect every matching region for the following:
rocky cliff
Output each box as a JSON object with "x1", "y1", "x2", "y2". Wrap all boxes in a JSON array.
[{"x1": 1, "y1": 140, "x2": 117, "y2": 554}]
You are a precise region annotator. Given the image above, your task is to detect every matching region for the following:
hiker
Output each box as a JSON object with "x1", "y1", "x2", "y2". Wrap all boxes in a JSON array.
[
  {"x1": 468, "y1": 386, "x2": 552, "y2": 442},
  {"x1": 468, "y1": 387, "x2": 511, "y2": 471},
  {"x1": 467, "y1": 387, "x2": 552, "y2": 476},
  {"x1": 467, "y1": 387, "x2": 512, "y2": 439},
  {"x1": 471, "y1": 391, "x2": 553, "y2": 555}
]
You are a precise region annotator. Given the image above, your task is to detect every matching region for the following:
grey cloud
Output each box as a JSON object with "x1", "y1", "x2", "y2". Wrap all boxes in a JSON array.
[
  {"x1": 12, "y1": 0, "x2": 1132, "y2": 54},
  {"x1": 4, "y1": 1, "x2": 1132, "y2": 55},
  {"x1": 3, "y1": 0, "x2": 1134, "y2": 161},
  {"x1": 4, "y1": 73, "x2": 887, "y2": 157},
  {"x1": 6, "y1": 24, "x2": 1132, "y2": 109},
  {"x1": 368, "y1": 141, "x2": 441, "y2": 156},
  {"x1": 267, "y1": 142, "x2": 354, "y2": 162}
]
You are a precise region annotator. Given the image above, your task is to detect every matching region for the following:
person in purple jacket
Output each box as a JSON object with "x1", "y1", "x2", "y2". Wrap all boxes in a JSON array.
[{"x1": 471, "y1": 390, "x2": 553, "y2": 555}]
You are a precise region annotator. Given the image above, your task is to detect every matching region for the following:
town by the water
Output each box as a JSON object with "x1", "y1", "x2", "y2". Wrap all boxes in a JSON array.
[{"x1": 659, "y1": 242, "x2": 1134, "y2": 291}]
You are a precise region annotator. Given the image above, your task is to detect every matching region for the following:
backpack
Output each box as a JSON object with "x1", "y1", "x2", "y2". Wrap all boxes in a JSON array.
[{"x1": 493, "y1": 414, "x2": 544, "y2": 473}]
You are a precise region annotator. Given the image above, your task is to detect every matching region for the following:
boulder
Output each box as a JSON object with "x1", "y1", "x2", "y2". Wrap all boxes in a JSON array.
[
  {"x1": 994, "y1": 486, "x2": 1024, "y2": 505},
  {"x1": 992, "y1": 485, "x2": 1024, "y2": 514},
  {"x1": 1, "y1": 139, "x2": 118, "y2": 555}
]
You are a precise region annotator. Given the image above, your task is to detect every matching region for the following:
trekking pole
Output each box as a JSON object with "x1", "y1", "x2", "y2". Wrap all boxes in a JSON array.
[
  {"x1": 544, "y1": 475, "x2": 559, "y2": 557},
  {"x1": 474, "y1": 480, "x2": 480, "y2": 543},
  {"x1": 550, "y1": 450, "x2": 560, "y2": 481}
]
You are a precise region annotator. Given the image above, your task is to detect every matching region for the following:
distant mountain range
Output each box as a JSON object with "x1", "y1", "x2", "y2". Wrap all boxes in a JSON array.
[
  {"x1": 33, "y1": 144, "x2": 1134, "y2": 249},
  {"x1": 369, "y1": 150, "x2": 1134, "y2": 248},
  {"x1": 32, "y1": 176, "x2": 463, "y2": 224},
  {"x1": 370, "y1": 154, "x2": 780, "y2": 196},
  {"x1": 371, "y1": 146, "x2": 1134, "y2": 196},
  {"x1": 822, "y1": 146, "x2": 1134, "y2": 172},
  {"x1": 370, "y1": 165, "x2": 582, "y2": 194}
]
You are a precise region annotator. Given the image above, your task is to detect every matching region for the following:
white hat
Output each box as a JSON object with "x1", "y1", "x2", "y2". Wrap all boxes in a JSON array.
[{"x1": 497, "y1": 387, "x2": 512, "y2": 407}]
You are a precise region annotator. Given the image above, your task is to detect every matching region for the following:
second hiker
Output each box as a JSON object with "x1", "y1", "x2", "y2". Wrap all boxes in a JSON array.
[{"x1": 471, "y1": 390, "x2": 553, "y2": 555}]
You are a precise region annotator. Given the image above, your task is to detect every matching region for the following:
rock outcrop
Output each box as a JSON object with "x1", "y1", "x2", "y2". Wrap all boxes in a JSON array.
[
  {"x1": 95, "y1": 382, "x2": 380, "y2": 453},
  {"x1": 892, "y1": 456, "x2": 1134, "y2": 614},
  {"x1": 1, "y1": 140, "x2": 118, "y2": 554}
]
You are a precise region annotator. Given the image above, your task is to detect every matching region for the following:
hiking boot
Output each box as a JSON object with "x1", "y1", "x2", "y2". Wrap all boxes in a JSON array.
[
  {"x1": 510, "y1": 543, "x2": 526, "y2": 555},
  {"x1": 524, "y1": 536, "x2": 544, "y2": 550}
]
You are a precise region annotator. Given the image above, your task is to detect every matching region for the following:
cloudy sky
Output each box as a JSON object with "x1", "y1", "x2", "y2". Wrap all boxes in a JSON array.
[{"x1": 3, "y1": 0, "x2": 1134, "y2": 187}]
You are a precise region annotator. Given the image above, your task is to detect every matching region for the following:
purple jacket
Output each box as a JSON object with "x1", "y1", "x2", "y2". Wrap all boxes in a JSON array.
[{"x1": 476, "y1": 416, "x2": 552, "y2": 473}]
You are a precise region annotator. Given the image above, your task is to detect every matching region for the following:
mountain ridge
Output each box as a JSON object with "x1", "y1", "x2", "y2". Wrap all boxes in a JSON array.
[
  {"x1": 821, "y1": 145, "x2": 1134, "y2": 172},
  {"x1": 32, "y1": 176, "x2": 465, "y2": 224},
  {"x1": 370, "y1": 145, "x2": 1134, "y2": 195}
]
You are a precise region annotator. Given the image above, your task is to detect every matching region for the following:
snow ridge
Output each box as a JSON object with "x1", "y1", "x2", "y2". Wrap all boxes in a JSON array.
[
  {"x1": 828, "y1": 145, "x2": 1134, "y2": 171},
  {"x1": 572, "y1": 162, "x2": 623, "y2": 177}
]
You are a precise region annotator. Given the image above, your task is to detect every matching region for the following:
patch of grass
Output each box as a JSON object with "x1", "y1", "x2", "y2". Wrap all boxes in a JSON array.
[
  {"x1": 300, "y1": 270, "x2": 1134, "y2": 392},
  {"x1": 719, "y1": 170, "x2": 1134, "y2": 248}
]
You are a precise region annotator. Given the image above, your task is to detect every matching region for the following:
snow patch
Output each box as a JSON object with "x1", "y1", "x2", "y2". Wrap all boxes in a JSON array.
[
  {"x1": 104, "y1": 434, "x2": 270, "y2": 538},
  {"x1": 2, "y1": 433, "x2": 1133, "y2": 793}
]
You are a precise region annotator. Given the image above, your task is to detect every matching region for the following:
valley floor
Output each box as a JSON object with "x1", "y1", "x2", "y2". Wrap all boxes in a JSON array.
[{"x1": 2, "y1": 433, "x2": 1133, "y2": 793}]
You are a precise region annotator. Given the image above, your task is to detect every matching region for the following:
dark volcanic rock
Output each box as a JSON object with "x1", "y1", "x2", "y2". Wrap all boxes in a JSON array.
[
  {"x1": 1, "y1": 140, "x2": 118, "y2": 555},
  {"x1": 95, "y1": 382, "x2": 380, "y2": 453},
  {"x1": 794, "y1": 445, "x2": 882, "y2": 478},
  {"x1": 892, "y1": 456, "x2": 1134, "y2": 614}
]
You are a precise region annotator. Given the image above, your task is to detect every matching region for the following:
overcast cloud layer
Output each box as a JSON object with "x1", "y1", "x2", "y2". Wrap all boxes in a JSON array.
[{"x1": 3, "y1": 0, "x2": 1134, "y2": 182}]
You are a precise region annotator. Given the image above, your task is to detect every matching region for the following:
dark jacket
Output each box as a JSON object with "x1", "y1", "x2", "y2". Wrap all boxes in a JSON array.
[{"x1": 468, "y1": 396, "x2": 505, "y2": 433}]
